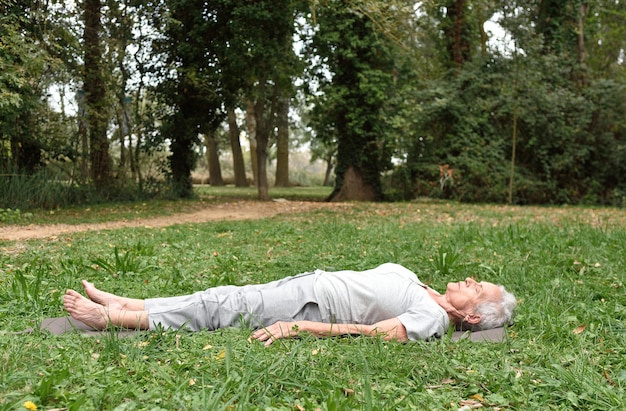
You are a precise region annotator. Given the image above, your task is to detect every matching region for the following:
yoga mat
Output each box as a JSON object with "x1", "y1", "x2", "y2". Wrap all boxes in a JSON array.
[{"x1": 33, "y1": 316, "x2": 508, "y2": 342}]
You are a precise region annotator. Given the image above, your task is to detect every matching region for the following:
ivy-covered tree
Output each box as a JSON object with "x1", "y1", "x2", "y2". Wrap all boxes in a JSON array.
[
  {"x1": 157, "y1": 0, "x2": 223, "y2": 198},
  {"x1": 309, "y1": 1, "x2": 397, "y2": 201}
]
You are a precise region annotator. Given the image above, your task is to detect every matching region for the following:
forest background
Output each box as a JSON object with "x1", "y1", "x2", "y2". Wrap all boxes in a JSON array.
[{"x1": 1, "y1": 0, "x2": 625, "y2": 209}]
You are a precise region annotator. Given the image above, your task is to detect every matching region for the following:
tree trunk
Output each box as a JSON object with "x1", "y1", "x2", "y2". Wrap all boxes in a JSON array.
[
  {"x1": 323, "y1": 152, "x2": 334, "y2": 187},
  {"x1": 245, "y1": 99, "x2": 258, "y2": 186},
  {"x1": 130, "y1": 92, "x2": 142, "y2": 185},
  {"x1": 452, "y1": 0, "x2": 466, "y2": 67},
  {"x1": 116, "y1": 108, "x2": 126, "y2": 179},
  {"x1": 443, "y1": 0, "x2": 470, "y2": 68},
  {"x1": 254, "y1": 95, "x2": 271, "y2": 201},
  {"x1": 328, "y1": 166, "x2": 377, "y2": 201},
  {"x1": 274, "y1": 96, "x2": 290, "y2": 187},
  {"x1": 76, "y1": 90, "x2": 89, "y2": 183},
  {"x1": 227, "y1": 105, "x2": 248, "y2": 186},
  {"x1": 204, "y1": 131, "x2": 223, "y2": 186},
  {"x1": 169, "y1": 115, "x2": 196, "y2": 198},
  {"x1": 83, "y1": 0, "x2": 111, "y2": 191}
]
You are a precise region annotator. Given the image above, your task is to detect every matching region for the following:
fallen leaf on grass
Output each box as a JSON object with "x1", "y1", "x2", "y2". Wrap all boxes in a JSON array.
[
  {"x1": 469, "y1": 393, "x2": 484, "y2": 402},
  {"x1": 343, "y1": 388, "x2": 355, "y2": 396},
  {"x1": 458, "y1": 399, "x2": 483, "y2": 410},
  {"x1": 603, "y1": 370, "x2": 615, "y2": 386},
  {"x1": 573, "y1": 324, "x2": 587, "y2": 334},
  {"x1": 214, "y1": 349, "x2": 226, "y2": 361}
]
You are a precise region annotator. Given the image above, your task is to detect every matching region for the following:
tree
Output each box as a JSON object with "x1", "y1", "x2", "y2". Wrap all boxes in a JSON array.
[
  {"x1": 83, "y1": 0, "x2": 112, "y2": 190},
  {"x1": 157, "y1": 0, "x2": 223, "y2": 198},
  {"x1": 224, "y1": 1, "x2": 299, "y2": 200},
  {"x1": 309, "y1": 1, "x2": 397, "y2": 201},
  {"x1": 0, "y1": 1, "x2": 64, "y2": 173}
]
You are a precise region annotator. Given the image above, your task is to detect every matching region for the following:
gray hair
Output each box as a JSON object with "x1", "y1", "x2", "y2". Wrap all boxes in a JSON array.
[{"x1": 462, "y1": 285, "x2": 517, "y2": 331}]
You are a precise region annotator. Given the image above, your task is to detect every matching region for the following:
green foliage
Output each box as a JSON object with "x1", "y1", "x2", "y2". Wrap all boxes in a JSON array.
[
  {"x1": 0, "y1": 1, "x2": 63, "y2": 173},
  {"x1": 1, "y1": 0, "x2": 625, "y2": 206}
]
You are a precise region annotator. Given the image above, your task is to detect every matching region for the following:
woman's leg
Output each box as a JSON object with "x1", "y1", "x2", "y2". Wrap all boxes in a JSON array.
[{"x1": 144, "y1": 272, "x2": 321, "y2": 331}]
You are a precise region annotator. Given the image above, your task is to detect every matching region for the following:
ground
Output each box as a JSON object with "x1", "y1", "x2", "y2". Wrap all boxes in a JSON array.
[{"x1": 0, "y1": 200, "x2": 351, "y2": 242}]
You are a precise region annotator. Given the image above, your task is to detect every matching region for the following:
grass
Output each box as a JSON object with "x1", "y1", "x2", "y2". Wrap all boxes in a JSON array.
[{"x1": 0, "y1": 195, "x2": 625, "y2": 410}]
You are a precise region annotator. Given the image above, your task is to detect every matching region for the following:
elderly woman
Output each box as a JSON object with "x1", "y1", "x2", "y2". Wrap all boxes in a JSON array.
[{"x1": 63, "y1": 263, "x2": 516, "y2": 346}]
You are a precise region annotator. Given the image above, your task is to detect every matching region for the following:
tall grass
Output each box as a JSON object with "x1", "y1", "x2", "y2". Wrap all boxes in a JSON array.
[
  {"x1": 0, "y1": 171, "x2": 167, "y2": 210},
  {"x1": 0, "y1": 201, "x2": 625, "y2": 410},
  {"x1": 0, "y1": 172, "x2": 83, "y2": 209}
]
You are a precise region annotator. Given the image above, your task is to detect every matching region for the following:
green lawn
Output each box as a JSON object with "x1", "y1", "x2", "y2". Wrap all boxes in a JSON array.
[{"x1": 1, "y1": 198, "x2": 625, "y2": 410}]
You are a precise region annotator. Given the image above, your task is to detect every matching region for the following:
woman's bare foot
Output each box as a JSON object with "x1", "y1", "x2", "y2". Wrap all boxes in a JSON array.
[
  {"x1": 63, "y1": 289, "x2": 109, "y2": 330},
  {"x1": 82, "y1": 280, "x2": 144, "y2": 311},
  {"x1": 64, "y1": 289, "x2": 150, "y2": 330}
]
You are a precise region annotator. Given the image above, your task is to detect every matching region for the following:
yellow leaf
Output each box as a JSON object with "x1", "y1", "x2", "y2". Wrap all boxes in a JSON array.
[
  {"x1": 469, "y1": 393, "x2": 484, "y2": 402},
  {"x1": 214, "y1": 349, "x2": 226, "y2": 360},
  {"x1": 573, "y1": 324, "x2": 587, "y2": 334},
  {"x1": 202, "y1": 344, "x2": 213, "y2": 350},
  {"x1": 294, "y1": 405, "x2": 305, "y2": 411},
  {"x1": 189, "y1": 379, "x2": 196, "y2": 386}
]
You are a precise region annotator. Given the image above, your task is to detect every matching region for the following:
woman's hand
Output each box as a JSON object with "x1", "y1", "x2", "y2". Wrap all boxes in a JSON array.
[{"x1": 251, "y1": 321, "x2": 303, "y2": 346}]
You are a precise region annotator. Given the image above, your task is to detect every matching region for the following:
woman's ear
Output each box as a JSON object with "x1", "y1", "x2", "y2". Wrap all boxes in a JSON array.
[{"x1": 464, "y1": 313, "x2": 482, "y2": 325}]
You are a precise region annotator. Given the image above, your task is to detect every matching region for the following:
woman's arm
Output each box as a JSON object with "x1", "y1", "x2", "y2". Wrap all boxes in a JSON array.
[{"x1": 250, "y1": 318, "x2": 409, "y2": 346}]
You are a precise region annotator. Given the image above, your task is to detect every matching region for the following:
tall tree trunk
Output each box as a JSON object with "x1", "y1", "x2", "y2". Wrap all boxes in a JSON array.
[
  {"x1": 245, "y1": 99, "x2": 258, "y2": 186},
  {"x1": 130, "y1": 92, "x2": 142, "y2": 185},
  {"x1": 323, "y1": 152, "x2": 334, "y2": 187},
  {"x1": 442, "y1": 0, "x2": 470, "y2": 69},
  {"x1": 227, "y1": 105, "x2": 248, "y2": 186},
  {"x1": 254, "y1": 92, "x2": 271, "y2": 201},
  {"x1": 204, "y1": 131, "x2": 223, "y2": 186},
  {"x1": 76, "y1": 89, "x2": 89, "y2": 183},
  {"x1": 451, "y1": 0, "x2": 466, "y2": 67},
  {"x1": 116, "y1": 108, "x2": 127, "y2": 179},
  {"x1": 169, "y1": 112, "x2": 195, "y2": 198},
  {"x1": 274, "y1": 96, "x2": 290, "y2": 187},
  {"x1": 83, "y1": 0, "x2": 111, "y2": 191}
]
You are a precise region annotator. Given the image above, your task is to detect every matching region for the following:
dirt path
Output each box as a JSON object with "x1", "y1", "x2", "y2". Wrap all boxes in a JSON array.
[{"x1": 0, "y1": 200, "x2": 351, "y2": 242}]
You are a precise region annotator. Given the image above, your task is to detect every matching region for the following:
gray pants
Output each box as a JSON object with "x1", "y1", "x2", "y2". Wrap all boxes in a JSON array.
[{"x1": 144, "y1": 272, "x2": 321, "y2": 331}]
